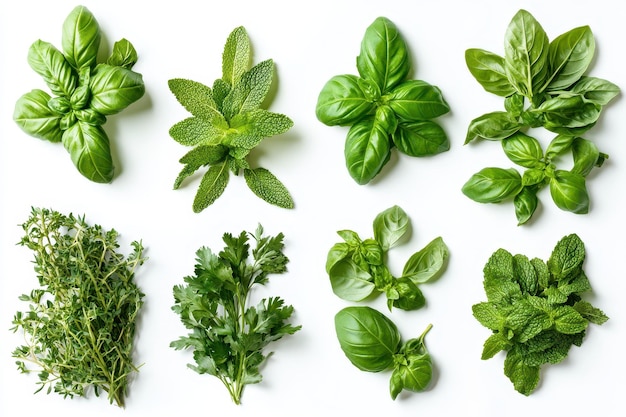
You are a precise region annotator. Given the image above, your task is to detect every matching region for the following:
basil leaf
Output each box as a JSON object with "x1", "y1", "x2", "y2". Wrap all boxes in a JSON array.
[
  {"x1": 465, "y1": 111, "x2": 520, "y2": 143},
  {"x1": 13, "y1": 89, "x2": 63, "y2": 143},
  {"x1": 243, "y1": 167, "x2": 294, "y2": 209},
  {"x1": 344, "y1": 118, "x2": 392, "y2": 185},
  {"x1": 192, "y1": 163, "x2": 230, "y2": 212},
  {"x1": 372, "y1": 205, "x2": 409, "y2": 251},
  {"x1": 328, "y1": 259, "x2": 375, "y2": 302},
  {"x1": 545, "y1": 134, "x2": 575, "y2": 160},
  {"x1": 501, "y1": 132, "x2": 544, "y2": 168},
  {"x1": 570, "y1": 76, "x2": 620, "y2": 106},
  {"x1": 549, "y1": 170, "x2": 589, "y2": 214},
  {"x1": 538, "y1": 95, "x2": 601, "y2": 131},
  {"x1": 505, "y1": 94, "x2": 525, "y2": 117},
  {"x1": 391, "y1": 277, "x2": 425, "y2": 311},
  {"x1": 357, "y1": 17, "x2": 410, "y2": 92},
  {"x1": 326, "y1": 243, "x2": 352, "y2": 274},
  {"x1": 393, "y1": 120, "x2": 449, "y2": 157},
  {"x1": 402, "y1": 237, "x2": 449, "y2": 284},
  {"x1": 571, "y1": 137, "x2": 600, "y2": 176},
  {"x1": 61, "y1": 5, "x2": 100, "y2": 71},
  {"x1": 89, "y1": 64, "x2": 145, "y2": 115},
  {"x1": 28, "y1": 40, "x2": 77, "y2": 98},
  {"x1": 545, "y1": 26, "x2": 594, "y2": 91},
  {"x1": 386, "y1": 80, "x2": 449, "y2": 121},
  {"x1": 465, "y1": 48, "x2": 516, "y2": 97},
  {"x1": 462, "y1": 167, "x2": 523, "y2": 203},
  {"x1": 522, "y1": 169, "x2": 546, "y2": 187},
  {"x1": 504, "y1": 9, "x2": 550, "y2": 98},
  {"x1": 61, "y1": 122, "x2": 114, "y2": 183},
  {"x1": 315, "y1": 75, "x2": 377, "y2": 126},
  {"x1": 334, "y1": 306, "x2": 401, "y2": 372},
  {"x1": 222, "y1": 26, "x2": 251, "y2": 86},
  {"x1": 107, "y1": 39, "x2": 138, "y2": 69}
]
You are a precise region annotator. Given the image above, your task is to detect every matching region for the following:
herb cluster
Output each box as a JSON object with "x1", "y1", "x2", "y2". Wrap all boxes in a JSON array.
[
  {"x1": 326, "y1": 205, "x2": 448, "y2": 311},
  {"x1": 335, "y1": 306, "x2": 433, "y2": 400},
  {"x1": 11, "y1": 207, "x2": 146, "y2": 407},
  {"x1": 462, "y1": 9, "x2": 620, "y2": 224},
  {"x1": 472, "y1": 234, "x2": 608, "y2": 395},
  {"x1": 13, "y1": 5, "x2": 145, "y2": 183},
  {"x1": 168, "y1": 26, "x2": 294, "y2": 212},
  {"x1": 170, "y1": 225, "x2": 301, "y2": 404},
  {"x1": 316, "y1": 16, "x2": 450, "y2": 185}
]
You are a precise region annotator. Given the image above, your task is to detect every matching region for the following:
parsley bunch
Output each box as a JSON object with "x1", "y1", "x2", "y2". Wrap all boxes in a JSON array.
[
  {"x1": 11, "y1": 207, "x2": 146, "y2": 407},
  {"x1": 170, "y1": 225, "x2": 301, "y2": 404},
  {"x1": 472, "y1": 234, "x2": 608, "y2": 395},
  {"x1": 168, "y1": 26, "x2": 294, "y2": 212}
]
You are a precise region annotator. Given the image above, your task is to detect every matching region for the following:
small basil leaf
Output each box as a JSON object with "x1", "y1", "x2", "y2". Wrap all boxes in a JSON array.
[
  {"x1": 538, "y1": 95, "x2": 601, "y2": 131},
  {"x1": 337, "y1": 230, "x2": 361, "y2": 246},
  {"x1": 326, "y1": 242, "x2": 352, "y2": 273},
  {"x1": 61, "y1": 5, "x2": 100, "y2": 71},
  {"x1": 61, "y1": 122, "x2": 114, "y2": 183},
  {"x1": 545, "y1": 26, "x2": 594, "y2": 91},
  {"x1": 393, "y1": 120, "x2": 449, "y2": 157},
  {"x1": 402, "y1": 237, "x2": 449, "y2": 284},
  {"x1": 391, "y1": 277, "x2": 425, "y2": 311},
  {"x1": 545, "y1": 134, "x2": 575, "y2": 160},
  {"x1": 192, "y1": 163, "x2": 230, "y2": 212},
  {"x1": 344, "y1": 118, "x2": 391, "y2": 185},
  {"x1": 505, "y1": 94, "x2": 525, "y2": 117},
  {"x1": 570, "y1": 76, "x2": 620, "y2": 106},
  {"x1": 243, "y1": 167, "x2": 294, "y2": 209},
  {"x1": 386, "y1": 80, "x2": 449, "y2": 121},
  {"x1": 465, "y1": 111, "x2": 520, "y2": 143},
  {"x1": 522, "y1": 169, "x2": 545, "y2": 187},
  {"x1": 501, "y1": 132, "x2": 544, "y2": 168},
  {"x1": 571, "y1": 137, "x2": 600, "y2": 176},
  {"x1": 503, "y1": 9, "x2": 550, "y2": 98},
  {"x1": 28, "y1": 40, "x2": 77, "y2": 98},
  {"x1": 462, "y1": 167, "x2": 523, "y2": 203},
  {"x1": 465, "y1": 48, "x2": 516, "y2": 97},
  {"x1": 334, "y1": 306, "x2": 401, "y2": 372},
  {"x1": 357, "y1": 17, "x2": 410, "y2": 92},
  {"x1": 549, "y1": 170, "x2": 589, "y2": 214},
  {"x1": 329, "y1": 259, "x2": 375, "y2": 302},
  {"x1": 74, "y1": 108, "x2": 106, "y2": 126},
  {"x1": 372, "y1": 205, "x2": 409, "y2": 251},
  {"x1": 107, "y1": 39, "x2": 139, "y2": 69},
  {"x1": 14, "y1": 89, "x2": 63, "y2": 143},
  {"x1": 89, "y1": 64, "x2": 145, "y2": 115},
  {"x1": 315, "y1": 74, "x2": 377, "y2": 126}
]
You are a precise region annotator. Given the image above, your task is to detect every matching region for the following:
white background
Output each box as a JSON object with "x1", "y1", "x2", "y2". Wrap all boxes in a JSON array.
[{"x1": 1, "y1": 1, "x2": 624, "y2": 416}]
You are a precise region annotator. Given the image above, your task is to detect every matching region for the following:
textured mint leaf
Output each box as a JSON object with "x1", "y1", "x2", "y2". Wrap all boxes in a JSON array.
[
  {"x1": 543, "y1": 286, "x2": 568, "y2": 304},
  {"x1": 472, "y1": 302, "x2": 505, "y2": 331},
  {"x1": 573, "y1": 300, "x2": 609, "y2": 325},
  {"x1": 558, "y1": 270, "x2": 591, "y2": 296},
  {"x1": 223, "y1": 59, "x2": 274, "y2": 119},
  {"x1": 169, "y1": 117, "x2": 224, "y2": 146},
  {"x1": 222, "y1": 26, "x2": 251, "y2": 86},
  {"x1": 482, "y1": 333, "x2": 512, "y2": 359},
  {"x1": 552, "y1": 306, "x2": 588, "y2": 334},
  {"x1": 168, "y1": 78, "x2": 226, "y2": 125},
  {"x1": 244, "y1": 168, "x2": 294, "y2": 209},
  {"x1": 483, "y1": 248, "x2": 515, "y2": 285},
  {"x1": 531, "y1": 258, "x2": 550, "y2": 290},
  {"x1": 192, "y1": 163, "x2": 230, "y2": 212},
  {"x1": 513, "y1": 254, "x2": 538, "y2": 295},
  {"x1": 547, "y1": 234, "x2": 585, "y2": 281},
  {"x1": 503, "y1": 349, "x2": 541, "y2": 396}
]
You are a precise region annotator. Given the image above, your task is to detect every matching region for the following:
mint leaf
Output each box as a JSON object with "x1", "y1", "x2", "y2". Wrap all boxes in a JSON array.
[{"x1": 503, "y1": 349, "x2": 540, "y2": 396}]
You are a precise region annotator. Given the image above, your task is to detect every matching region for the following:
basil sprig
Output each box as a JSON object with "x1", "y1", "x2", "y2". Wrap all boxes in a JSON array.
[
  {"x1": 316, "y1": 17, "x2": 450, "y2": 185},
  {"x1": 462, "y1": 9, "x2": 619, "y2": 224},
  {"x1": 13, "y1": 5, "x2": 145, "y2": 183}
]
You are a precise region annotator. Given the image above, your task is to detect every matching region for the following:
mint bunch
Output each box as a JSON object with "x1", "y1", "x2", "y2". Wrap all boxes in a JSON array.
[{"x1": 472, "y1": 234, "x2": 608, "y2": 395}]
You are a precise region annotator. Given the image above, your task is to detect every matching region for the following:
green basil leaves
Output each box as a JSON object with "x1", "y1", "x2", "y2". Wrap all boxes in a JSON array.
[
  {"x1": 316, "y1": 17, "x2": 450, "y2": 185},
  {"x1": 168, "y1": 26, "x2": 294, "y2": 212},
  {"x1": 462, "y1": 9, "x2": 619, "y2": 224},
  {"x1": 13, "y1": 6, "x2": 145, "y2": 183}
]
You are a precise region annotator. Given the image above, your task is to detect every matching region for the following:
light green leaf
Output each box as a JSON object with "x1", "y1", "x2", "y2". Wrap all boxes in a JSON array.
[
  {"x1": 228, "y1": 109, "x2": 293, "y2": 149},
  {"x1": 61, "y1": 122, "x2": 114, "y2": 183},
  {"x1": 545, "y1": 26, "x2": 594, "y2": 91},
  {"x1": 192, "y1": 163, "x2": 230, "y2": 212},
  {"x1": 462, "y1": 167, "x2": 523, "y2": 203},
  {"x1": 501, "y1": 132, "x2": 544, "y2": 169},
  {"x1": 243, "y1": 168, "x2": 294, "y2": 209},
  {"x1": 315, "y1": 74, "x2": 377, "y2": 126},
  {"x1": 386, "y1": 80, "x2": 449, "y2": 121},
  {"x1": 13, "y1": 89, "x2": 63, "y2": 142},
  {"x1": 372, "y1": 205, "x2": 409, "y2": 251},
  {"x1": 107, "y1": 39, "x2": 138, "y2": 69},
  {"x1": 223, "y1": 59, "x2": 274, "y2": 119},
  {"x1": 465, "y1": 48, "x2": 516, "y2": 97},
  {"x1": 89, "y1": 64, "x2": 144, "y2": 115},
  {"x1": 329, "y1": 259, "x2": 375, "y2": 302},
  {"x1": 549, "y1": 170, "x2": 589, "y2": 214},
  {"x1": 168, "y1": 78, "x2": 225, "y2": 125},
  {"x1": 169, "y1": 117, "x2": 224, "y2": 147},
  {"x1": 344, "y1": 118, "x2": 392, "y2": 185},
  {"x1": 402, "y1": 237, "x2": 448, "y2": 284},
  {"x1": 570, "y1": 76, "x2": 620, "y2": 106},
  {"x1": 503, "y1": 349, "x2": 540, "y2": 395},
  {"x1": 28, "y1": 40, "x2": 77, "y2": 98},
  {"x1": 222, "y1": 26, "x2": 251, "y2": 86},
  {"x1": 465, "y1": 111, "x2": 520, "y2": 143},
  {"x1": 61, "y1": 5, "x2": 100, "y2": 71}
]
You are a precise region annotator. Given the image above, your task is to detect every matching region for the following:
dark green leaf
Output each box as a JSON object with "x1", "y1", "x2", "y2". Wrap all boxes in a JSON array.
[
  {"x1": 549, "y1": 170, "x2": 589, "y2": 214},
  {"x1": 386, "y1": 80, "x2": 449, "y2": 121},
  {"x1": 462, "y1": 167, "x2": 523, "y2": 203},
  {"x1": 61, "y1": 122, "x2": 114, "y2": 183},
  {"x1": 315, "y1": 75, "x2": 377, "y2": 126},
  {"x1": 344, "y1": 118, "x2": 392, "y2": 185},
  {"x1": 571, "y1": 137, "x2": 600, "y2": 176},
  {"x1": 547, "y1": 234, "x2": 585, "y2": 282},
  {"x1": 393, "y1": 120, "x2": 449, "y2": 157},
  {"x1": 465, "y1": 111, "x2": 520, "y2": 143},
  {"x1": 514, "y1": 187, "x2": 539, "y2": 225},
  {"x1": 501, "y1": 132, "x2": 544, "y2": 168},
  {"x1": 503, "y1": 349, "x2": 540, "y2": 395}
]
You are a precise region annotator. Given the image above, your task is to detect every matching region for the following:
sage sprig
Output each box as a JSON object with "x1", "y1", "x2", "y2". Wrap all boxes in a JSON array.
[
  {"x1": 13, "y1": 5, "x2": 145, "y2": 183},
  {"x1": 168, "y1": 26, "x2": 294, "y2": 212},
  {"x1": 462, "y1": 9, "x2": 619, "y2": 224}
]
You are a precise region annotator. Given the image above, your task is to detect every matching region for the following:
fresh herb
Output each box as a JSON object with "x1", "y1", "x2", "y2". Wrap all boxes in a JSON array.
[
  {"x1": 170, "y1": 225, "x2": 301, "y2": 404},
  {"x1": 315, "y1": 16, "x2": 450, "y2": 185},
  {"x1": 10, "y1": 207, "x2": 146, "y2": 407},
  {"x1": 13, "y1": 5, "x2": 145, "y2": 183},
  {"x1": 168, "y1": 26, "x2": 294, "y2": 212},
  {"x1": 326, "y1": 205, "x2": 448, "y2": 311},
  {"x1": 334, "y1": 306, "x2": 433, "y2": 400},
  {"x1": 462, "y1": 9, "x2": 619, "y2": 224},
  {"x1": 472, "y1": 234, "x2": 608, "y2": 395}
]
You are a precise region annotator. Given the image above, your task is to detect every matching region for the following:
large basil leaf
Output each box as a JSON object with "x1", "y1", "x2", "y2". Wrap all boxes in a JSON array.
[
  {"x1": 465, "y1": 111, "x2": 520, "y2": 143},
  {"x1": 570, "y1": 76, "x2": 620, "y2": 106},
  {"x1": 356, "y1": 17, "x2": 410, "y2": 92},
  {"x1": 221, "y1": 26, "x2": 251, "y2": 86},
  {"x1": 465, "y1": 48, "x2": 516, "y2": 97},
  {"x1": 549, "y1": 170, "x2": 589, "y2": 214},
  {"x1": 243, "y1": 167, "x2": 294, "y2": 209},
  {"x1": 13, "y1": 89, "x2": 63, "y2": 143},
  {"x1": 334, "y1": 306, "x2": 400, "y2": 372},
  {"x1": 373, "y1": 205, "x2": 409, "y2": 251},
  {"x1": 315, "y1": 75, "x2": 376, "y2": 126},
  {"x1": 462, "y1": 167, "x2": 523, "y2": 203},
  {"x1": 90, "y1": 64, "x2": 145, "y2": 115},
  {"x1": 504, "y1": 9, "x2": 550, "y2": 98},
  {"x1": 344, "y1": 118, "x2": 391, "y2": 185},
  {"x1": 326, "y1": 242, "x2": 352, "y2": 274},
  {"x1": 539, "y1": 95, "x2": 600, "y2": 131},
  {"x1": 329, "y1": 259, "x2": 375, "y2": 302},
  {"x1": 501, "y1": 132, "x2": 544, "y2": 168},
  {"x1": 386, "y1": 80, "x2": 449, "y2": 121},
  {"x1": 393, "y1": 120, "x2": 449, "y2": 157},
  {"x1": 61, "y1": 5, "x2": 100, "y2": 71},
  {"x1": 545, "y1": 134, "x2": 575, "y2": 159},
  {"x1": 545, "y1": 26, "x2": 594, "y2": 91},
  {"x1": 107, "y1": 39, "x2": 139, "y2": 69},
  {"x1": 402, "y1": 237, "x2": 448, "y2": 284},
  {"x1": 571, "y1": 138, "x2": 601, "y2": 176},
  {"x1": 62, "y1": 122, "x2": 114, "y2": 183},
  {"x1": 28, "y1": 40, "x2": 77, "y2": 98}
]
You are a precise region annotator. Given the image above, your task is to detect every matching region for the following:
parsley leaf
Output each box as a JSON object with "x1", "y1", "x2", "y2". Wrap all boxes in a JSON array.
[{"x1": 170, "y1": 225, "x2": 301, "y2": 404}]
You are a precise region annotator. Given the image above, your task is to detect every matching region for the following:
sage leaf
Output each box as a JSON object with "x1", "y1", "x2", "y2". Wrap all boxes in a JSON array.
[
  {"x1": 243, "y1": 167, "x2": 294, "y2": 209},
  {"x1": 193, "y1": 163, "x2": 230, "y2": 213},
  {"x1": 222, "y1": 26, "x2": 251, "y2": 86}
]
